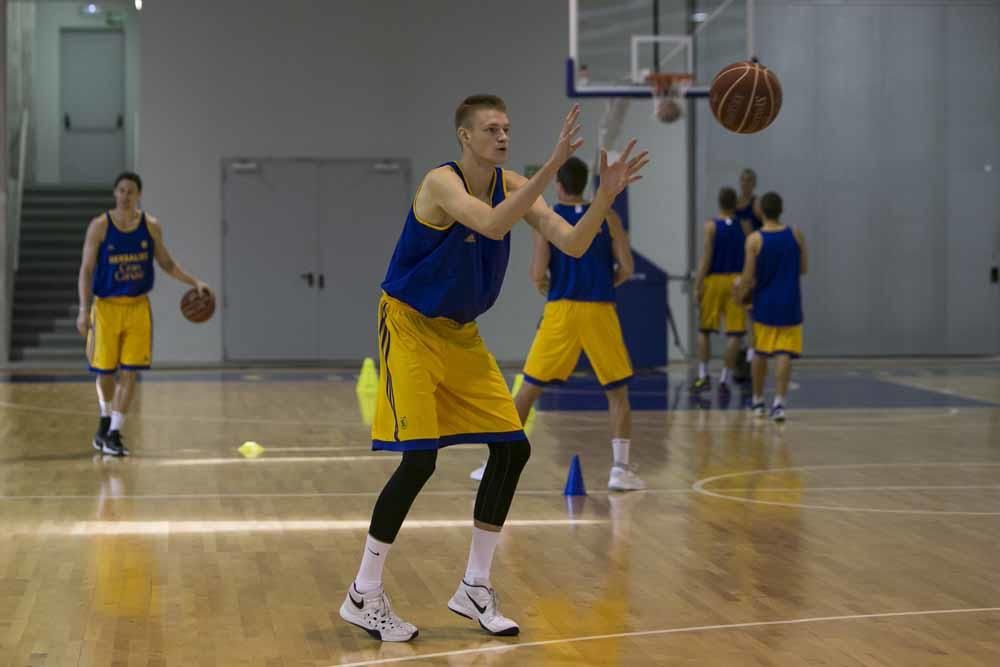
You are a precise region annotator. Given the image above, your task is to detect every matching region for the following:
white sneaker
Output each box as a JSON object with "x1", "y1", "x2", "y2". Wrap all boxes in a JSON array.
[
  {"x1": 770, "y1": 404, "x2": 786, "y2": 422},
  {"x1": 339, "y1": 583, "x2": 419, "y2": 642},
  {"x1": 469, "y1": 460, "x2": 487, "y2": 481},
  {"x1": 608, "y1": 464, "x2": 646, "y2": 492},
  {"x1": 447, "y1": 580, "x2": 519, "y2": 636},
  {"x1": 751, "y1": 402, "x2": 767, "y2": 418}
]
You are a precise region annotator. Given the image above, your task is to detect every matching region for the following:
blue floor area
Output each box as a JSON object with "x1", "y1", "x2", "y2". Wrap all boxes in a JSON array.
[
  {"x1": 1, "y1": 367, "x2": 994, "y2": 410},
  {"x1": 537, "y1": 371, "x2": 995, "y2": 411}
]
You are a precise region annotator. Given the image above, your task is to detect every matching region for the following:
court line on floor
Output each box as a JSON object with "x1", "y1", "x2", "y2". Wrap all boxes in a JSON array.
[
  {"x1": 0, "y1": 400, "x2": 979, "y2": 429},
  {"x1": 0, "y1": 488, "x2": 695, "y2": 501},
  {"x1": 0, "y1": 400, "x2": 342, "y2": 426},
  {"x1": 22, "y1": 518, "x2": 609, "y2": 536},
  {"x1": 4, "y1": 477, "x2": 1000, "y2": 502},
  {"x1": 693, "y1": 462, "x2": 1000, "y2": 516},
  {"x1": 333, "y1": 607, "x2": 1000, "y2": 666}
]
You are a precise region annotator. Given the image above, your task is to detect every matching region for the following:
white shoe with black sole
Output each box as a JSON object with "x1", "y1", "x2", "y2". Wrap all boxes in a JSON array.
[
  {"x1": 447, "y1": 580, "x2": 519, "y2": 636},
  {"x1": 339, "y1": 583, "x2": 419, "y2": 642}
]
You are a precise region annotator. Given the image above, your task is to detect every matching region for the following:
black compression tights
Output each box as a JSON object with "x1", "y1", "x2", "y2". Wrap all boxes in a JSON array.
[{"x1": 368, "y1": 439, "x2": 531, "y2": 544}]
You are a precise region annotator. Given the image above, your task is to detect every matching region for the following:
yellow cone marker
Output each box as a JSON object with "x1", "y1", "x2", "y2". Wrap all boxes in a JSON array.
[{"x1": 356, "y1": 357, "x2": 378, "y2": 395}]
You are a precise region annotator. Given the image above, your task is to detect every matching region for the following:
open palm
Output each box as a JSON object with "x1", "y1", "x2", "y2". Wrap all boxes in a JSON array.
[{"x1": 598, "y1": 139, "x2": 650, "y2": 198}]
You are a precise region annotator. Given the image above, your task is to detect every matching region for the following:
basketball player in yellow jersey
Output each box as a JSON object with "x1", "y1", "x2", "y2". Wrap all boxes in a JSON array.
[
  {"x1": 339, "y1": 97, "x2": 648, "y2": 642},
  {"x1": 77, "y1": 172, "x2": 210, "y2": 456},
  {"x1": 494, "y1": 156, "x2": 643, "y2": 491},
  {"x1": 693, "y1": 186, "x2": 751, "y2": 394},
  {"x1": 736, "y1": 192, "x2": 807, "y2": 422}
]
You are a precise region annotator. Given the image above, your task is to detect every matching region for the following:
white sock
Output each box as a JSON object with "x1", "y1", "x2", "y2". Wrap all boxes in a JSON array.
[
  {"x1": 612, "y1": 438, "x2": 630, "y2": 466},
  {"x1": 99, "y1": 401, "x2": 112, "y2": 417},
  {"x1": 720, "y1": 368, "x2": 730, "y2": 385},
  {"x1": 354, "y1": 535, "x2": 392, "y2": 593},
  {"x1": 698, "y1": 362, "x2": 708, "y2": 379},
  {"x1": 774, "y1": 395, "x2": 785, "y2": 407},
  {"x1": 464, "y1": 527, "x2": 501, "y2": 587},
  {"x1": 110, "y1": 411, "x2": 125, "y2": 432},
  {"x1": 752, "y1": 395, "x2": 764, "y2": 405},
  {"x1": 746, "y1": 348, "x2": 755, "y2": 362}
]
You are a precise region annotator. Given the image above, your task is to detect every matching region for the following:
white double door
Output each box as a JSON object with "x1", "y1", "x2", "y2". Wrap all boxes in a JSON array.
[{"x1": 223, "y1": 158, "x2": 410, "y2": 362}]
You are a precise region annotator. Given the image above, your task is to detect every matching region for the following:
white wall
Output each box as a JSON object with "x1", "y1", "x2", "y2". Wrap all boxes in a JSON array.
[
  {"x1": 137, "y1": 0, "x2": 685, "y2": 364},
  {"x1": 31, "y1": 1, "x2": 138, "y2": 182}
]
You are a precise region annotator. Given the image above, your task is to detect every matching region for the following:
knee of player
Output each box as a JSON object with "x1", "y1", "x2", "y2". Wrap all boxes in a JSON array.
[
  {"x1": 605, "y1": 386, "x2": 629, "y2": 405},
  {"x1": 500, "y1": 439, "x2": 531, "y2": 467},
  {"x1": 400, "y1": 450, "x2": 437, "y2": 480}
]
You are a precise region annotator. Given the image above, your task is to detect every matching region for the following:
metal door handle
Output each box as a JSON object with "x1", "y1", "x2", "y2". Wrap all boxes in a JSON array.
[
  {"x1": 300, "y1": 272, "x2": 315, "y2": 287},
  {"x1": 64, "y1": 114, "x2": 71, "y2": 130},
  {"x1": 116, "y1": 114, "x2": 124, "y2": 129},
  {"x1": 318, "y1": 274, "x2": 325, "y2": 289}
]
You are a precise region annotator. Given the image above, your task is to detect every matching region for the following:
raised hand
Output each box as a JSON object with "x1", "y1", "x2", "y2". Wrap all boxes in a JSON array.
[
  {"x1": 597, "y1": 139, "x2": 650, "y2": 199},
  {"x1": 547, "y1": 105, "x2": 584, "y2": 168}
]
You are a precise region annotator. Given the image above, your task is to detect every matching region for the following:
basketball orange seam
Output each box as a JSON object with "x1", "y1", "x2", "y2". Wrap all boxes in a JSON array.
[
  {"x1": 715, "y1": 64, "x2": 750, "y2": 128},
  {"x1": 735, "y1": 65, "x2": 760, "y2": 133}
]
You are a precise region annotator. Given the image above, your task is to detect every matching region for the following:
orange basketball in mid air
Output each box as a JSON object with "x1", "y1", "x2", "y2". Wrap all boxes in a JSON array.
[
  {"x1": 709, "y1": 60, "x2": 782, "y2": 134},
  {"x1": 180, "y1": 288, "x2": 215, "y2": 323}
]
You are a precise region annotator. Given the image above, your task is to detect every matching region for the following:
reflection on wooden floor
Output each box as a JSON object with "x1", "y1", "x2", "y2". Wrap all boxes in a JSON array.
[{"x1": 0, "y1": 363, "x2": 998, "y2": 665}]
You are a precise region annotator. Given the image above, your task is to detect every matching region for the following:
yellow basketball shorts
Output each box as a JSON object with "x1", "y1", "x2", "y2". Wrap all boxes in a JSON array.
[
  {"x1": 752, "y1": 322, "x2": 803, "y2": 358},
  {"x1": 522, "y1": 300, "x2": 633, "y2": 390},
  {"x1": 372, "y1": 294, "x2": 525, "y2": 452},
  {"x1": 87, "y1": 295, "x2": 153, "y2": 374},
  {"x1": 699, "y1": 273, "x2": 746, "y2": 335}
]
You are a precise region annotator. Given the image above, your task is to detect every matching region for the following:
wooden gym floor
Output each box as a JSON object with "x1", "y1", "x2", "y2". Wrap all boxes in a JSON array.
[{"x1": 0, "y1": 360, "x2": 998, "y2": 666}]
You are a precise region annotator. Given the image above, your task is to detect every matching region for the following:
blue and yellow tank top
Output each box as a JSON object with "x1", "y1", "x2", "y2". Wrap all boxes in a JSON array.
[
  {"x1": 92, "y1": 212, "x2": 155, "y2": 298},
  {"x1": 708, "y1": 217, "x2": 745, "y2": 275},
  {"x1": 734, "y1": 196, "x2": 762, "y2": 231},
  {"x1": 381, "y1": 162, "x2": 509, "y2": 324},
  {"x1": 752, "y1": 227, "x2": 802, "y2": 326},
  {"x1": 547, "y1": 202, "x2": 615, "y2": 302}
]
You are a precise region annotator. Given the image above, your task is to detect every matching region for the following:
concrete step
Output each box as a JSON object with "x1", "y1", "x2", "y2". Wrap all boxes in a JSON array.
[
  {"x1": 11, "y1": 346, "x2": 86, "y2": 363},
  {"x1": 11, "y1": 317, "x2": 78, "y2": 335},
  {"x1": 13, "y1": 302, "x2": 79, "y2": 319},
  {"x1": 20, "y1": 210, "x2": 98, "y2": 223},
  {"x1": 15, "y1": 221, "x2": 89, "y2": 235},
  {"x1": 13, "y1": 290, "x2": 78, "y2": 305},
  {"x1": 19, "y1": 230, "x2": 87, "y2": 244},
  {"x1": 17, "y1": 246, "x2": 81, "y2": 260},
  {"x1": 13, "y1": 331, "x2": 85, "y2": 348},
  {"x1": 14, "y1": 260, "x2": 79, "y2": 273}
]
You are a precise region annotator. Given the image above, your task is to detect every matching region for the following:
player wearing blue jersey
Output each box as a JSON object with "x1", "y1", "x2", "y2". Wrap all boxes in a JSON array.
[
  {"x1": 693, "y1": 187, "x2": 750, "y2": 394},
  {"x1": 735, "y1": 192, "x2": 807, "y2": 422},
  {"x1": 340, "y1": 96, "x2": 648, "y2": 642},
  {"x1": 76, "y1": 172, "x2": 210, "y2": 456},
  {"x1": 475, "y1": 157, "x2": 643, "y2": 491}
]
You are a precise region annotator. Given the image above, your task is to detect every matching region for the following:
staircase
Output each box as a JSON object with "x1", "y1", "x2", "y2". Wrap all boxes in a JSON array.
[{"x1": 10, "y1": 186, "x2": 113, "y2": 363}]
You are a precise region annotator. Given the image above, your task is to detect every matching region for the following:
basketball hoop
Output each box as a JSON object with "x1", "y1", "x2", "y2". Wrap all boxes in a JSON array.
[{"x1": 647, "y1": 73, "x2": 693, "y2": 124}]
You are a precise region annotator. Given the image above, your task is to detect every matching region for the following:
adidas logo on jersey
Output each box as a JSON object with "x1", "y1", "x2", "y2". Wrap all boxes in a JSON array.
[{"x1": 465, "y1": 234, "x2": 476, "y2": 243}]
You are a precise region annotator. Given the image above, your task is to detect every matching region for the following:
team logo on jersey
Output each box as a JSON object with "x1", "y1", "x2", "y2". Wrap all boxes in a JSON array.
[
  {"x1": 399, "y1": 416, "x2": 408, "y2": 430},
  {"x1": 464, "y1": 233, "x2": 476, "y2": 243},
  {"x1": 108, "y1": 244, "x2": 116, "y2": 251},
  {"x1": 140, "y1": 240, "x2": 149, "y2": 249}
]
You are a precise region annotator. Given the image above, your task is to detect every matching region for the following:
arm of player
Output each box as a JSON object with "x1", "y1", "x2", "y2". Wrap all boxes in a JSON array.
[
  {"x1": 529, "y1": 230, "x2": 551, "y2": 296},
  {"x1": 794, "y1": 228, "x2": 808, "y2": 275},
  {"x1": 76, "y1": 217, "x2": 107, "y2": 336},
  {"x1": 147, "y1": 218, "x2": 210, "y2": 295},
  {"x1": 694, "y1": 220, "x2": 716, "y2": 301},
  {"x1": 521, "y1": 142, "x2": 650, "y2": 257},
  {"x1": 735, "y1": 232, "x2": 762, "y2": 303},
  {"x1": 607, "y1": 210, "x2": 634, "y2": 287},
  {"x1": 422, "y1": 106, "x2": 584, "y2": 240}
]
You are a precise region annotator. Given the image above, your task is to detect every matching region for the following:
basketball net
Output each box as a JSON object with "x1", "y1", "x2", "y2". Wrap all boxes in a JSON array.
[
  {"x1": 594, "y1": 96, "x2": 631, "y2": 193},
  {"x1": 648, "y1": 73, "x2": 692, "y2": 124}
]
